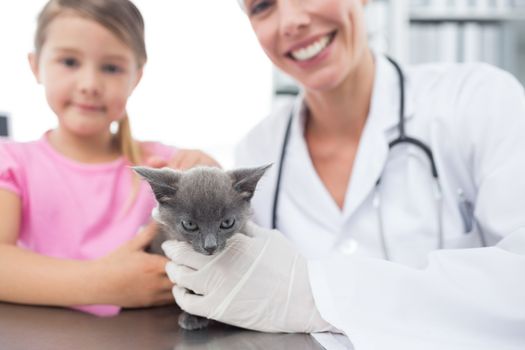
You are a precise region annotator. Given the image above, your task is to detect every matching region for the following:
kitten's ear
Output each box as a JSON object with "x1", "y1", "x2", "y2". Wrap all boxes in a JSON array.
[
  {"x1": 229, "y1": 164, "x2": 272, "y2": 200},
  {"x1": 132, "y1": 166, "x2": 181, "y2": 204}
]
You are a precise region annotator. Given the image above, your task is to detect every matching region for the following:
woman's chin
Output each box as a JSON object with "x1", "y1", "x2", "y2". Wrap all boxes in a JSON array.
[{"x1": 300, "y1": 73, "x2": 344, "y2": 93}]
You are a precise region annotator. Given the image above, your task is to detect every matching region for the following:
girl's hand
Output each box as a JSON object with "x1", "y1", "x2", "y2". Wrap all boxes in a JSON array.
[
  {"x1": 168, "y1": 149, "x2": 221, "y2": 170},
  {"x1": 93, "y1": 222, "x2": 174, "y2": 308},
  {"x1": 145, "y1": 149, "x2": 221, "y2": 171}
]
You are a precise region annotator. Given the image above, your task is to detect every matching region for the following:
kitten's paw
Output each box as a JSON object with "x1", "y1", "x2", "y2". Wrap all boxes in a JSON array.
[{"x1": 178, "y1": 312, "x2": 210, "y2": 330}]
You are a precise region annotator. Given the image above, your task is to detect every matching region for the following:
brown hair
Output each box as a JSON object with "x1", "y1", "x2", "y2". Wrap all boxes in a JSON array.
[{"x1": 34, "y1": 0, "x2": 147, "y2": 165}]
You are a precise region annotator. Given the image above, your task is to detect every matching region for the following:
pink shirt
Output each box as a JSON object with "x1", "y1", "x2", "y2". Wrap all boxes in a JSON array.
[{"x1": 0, "y1": 133, "x2": 176, "y2": 316}]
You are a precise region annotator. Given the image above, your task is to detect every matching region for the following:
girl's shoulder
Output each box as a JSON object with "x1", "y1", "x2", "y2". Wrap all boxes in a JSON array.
[
  {"x1": 0, "y1": 138, "x2": 44, "y2": 166},
  {"x1": 0, "y1": 138, "x2": 46, "y2": 195}
]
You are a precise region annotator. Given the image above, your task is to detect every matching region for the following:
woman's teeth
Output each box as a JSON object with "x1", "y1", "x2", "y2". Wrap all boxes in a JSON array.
[{"x1": 290, "y1": 34, "x2": 331, "y2": 61}]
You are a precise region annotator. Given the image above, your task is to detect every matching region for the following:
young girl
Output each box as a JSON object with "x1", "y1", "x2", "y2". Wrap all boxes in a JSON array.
[{"x1": 0, "y1": 0, "x2": 218, "y2": 316}]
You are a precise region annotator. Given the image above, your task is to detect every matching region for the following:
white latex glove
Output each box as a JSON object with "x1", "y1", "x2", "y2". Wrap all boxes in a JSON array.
[{"x1": 162, "y1": 221, "x2": 335, "y2": 333}]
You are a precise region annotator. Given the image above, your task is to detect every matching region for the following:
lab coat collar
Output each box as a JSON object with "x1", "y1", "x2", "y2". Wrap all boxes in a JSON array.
[
  {"x1": 342, "y1": 53, "x2": 416, "y2": 219},
  {"x1": 287, "y1": 95, "x2": 344, "y2": 231},
  {"x1": 369, "y1": 52, "x2": 415, "y2": 132},
  {"x1": 290, "y1": 53, "x2": 416, "y2": 223}
]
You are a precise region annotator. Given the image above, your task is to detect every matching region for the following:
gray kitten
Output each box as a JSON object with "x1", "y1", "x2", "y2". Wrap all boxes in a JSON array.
[{"x1": 133, "y1": 164, "x2": 270, "y2": 331}]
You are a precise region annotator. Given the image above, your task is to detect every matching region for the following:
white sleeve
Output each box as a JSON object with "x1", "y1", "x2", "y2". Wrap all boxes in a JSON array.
[
  {"x1": 309, "y1": 68, "x2": 525, "y2": 350},
  {"x1": 233, "y1": 101, "x2": 293, "y2": 169},
  {"x1": 459, "y1": 68, "x2": 525, "y2": 244},
  {"x1": 309, "y1": 230, "x2": 525, "y2": 350}
]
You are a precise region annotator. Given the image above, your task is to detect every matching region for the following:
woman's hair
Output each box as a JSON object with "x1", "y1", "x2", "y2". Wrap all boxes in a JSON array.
[
  {"x1": 236, "y1": 0, "x2": 246, "y2": 12},
  {"x1": 34, "y1": 0, "x2": 147, "y2": 165}
]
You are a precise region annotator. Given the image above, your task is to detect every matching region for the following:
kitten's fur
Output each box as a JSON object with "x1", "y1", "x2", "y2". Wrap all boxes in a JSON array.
[{"x1": 133, "y1": 165, "x2": 270, "y2": 330}]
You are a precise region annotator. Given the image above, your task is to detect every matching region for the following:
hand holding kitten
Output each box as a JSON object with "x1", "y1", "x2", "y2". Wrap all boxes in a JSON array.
[
  {"x1": 92, "y1": 221, "x2": 174, "y2": 308},
  {"x1": 162, "y1": 221, "x2": 335, "y2": 333},
  {"x1": 133, "y1": 164, "x2": 270, "y2": 330}
]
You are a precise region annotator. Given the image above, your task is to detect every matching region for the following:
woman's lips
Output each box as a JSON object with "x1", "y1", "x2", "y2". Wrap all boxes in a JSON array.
[{"x1": 287, "y1": 31, "x2": 337, "y2": 62}]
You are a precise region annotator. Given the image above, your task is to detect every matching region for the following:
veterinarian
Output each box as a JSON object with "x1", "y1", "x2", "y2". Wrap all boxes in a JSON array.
[{"x1": 163, "y1": 0, "x2": 525, "y2": 349}]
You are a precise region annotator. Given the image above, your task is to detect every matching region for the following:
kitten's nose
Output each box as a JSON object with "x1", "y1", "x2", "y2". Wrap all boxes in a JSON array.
[
  {"x1": 204, "y1": 246, "x2": 216, "y2": 255},
  {"x1": 203, "y1": 234, "x2": 217, "y2": 255}
]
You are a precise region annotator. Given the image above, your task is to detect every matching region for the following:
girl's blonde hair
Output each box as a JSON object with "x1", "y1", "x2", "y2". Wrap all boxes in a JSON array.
[{"x1": 34, "y1": 0, "x2": 147, "y2": 165}]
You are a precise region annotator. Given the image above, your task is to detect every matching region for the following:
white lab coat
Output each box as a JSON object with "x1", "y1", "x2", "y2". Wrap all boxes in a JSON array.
[{"x1": 235, "y1": 54, "x2": 525, "y2": 350}]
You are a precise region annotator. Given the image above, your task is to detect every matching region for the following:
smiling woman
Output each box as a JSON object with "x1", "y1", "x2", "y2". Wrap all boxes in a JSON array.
[
  {"x1": 161, "y1": 1, "x2": 525, "y2": 349},
  {"x1": 0, "y1": 0, "x2": 272, "y2": 167},
  {"x1": 245, "y1": 0, "x2": 372, "y2": 93}
]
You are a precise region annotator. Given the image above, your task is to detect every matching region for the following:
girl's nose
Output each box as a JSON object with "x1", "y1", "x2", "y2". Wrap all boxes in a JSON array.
[
  {"x1": 280, "y1": 0, "x2": 311, "y2": 38},
  {"x1": 79, "y1": 67, "x2": 102, "y2": 96}
]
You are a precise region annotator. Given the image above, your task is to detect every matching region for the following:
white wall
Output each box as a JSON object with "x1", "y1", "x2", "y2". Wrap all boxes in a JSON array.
[{"x1": 0, "y1": 1, "x2": 273, "y2": 167}]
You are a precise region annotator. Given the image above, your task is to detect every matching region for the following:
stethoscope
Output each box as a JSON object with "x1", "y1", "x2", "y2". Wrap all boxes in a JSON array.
[{"x1": 271, "y1": 56, "x2": 445, "y2": 260}]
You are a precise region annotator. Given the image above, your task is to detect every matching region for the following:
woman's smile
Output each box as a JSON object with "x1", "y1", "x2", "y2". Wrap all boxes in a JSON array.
[{"x1": 287, "y1": 31, "x2": 337, "y2": 62}]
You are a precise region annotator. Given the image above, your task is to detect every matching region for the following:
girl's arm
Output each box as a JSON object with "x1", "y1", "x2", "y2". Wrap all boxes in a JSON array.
[{"x1": 0, "y1": 189, "x2": 173, "y2": 307}]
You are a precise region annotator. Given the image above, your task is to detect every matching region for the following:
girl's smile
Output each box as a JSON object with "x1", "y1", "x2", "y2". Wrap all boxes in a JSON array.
[{"x1": 70, "y1": 102, "x2": 106, "y2": 114}]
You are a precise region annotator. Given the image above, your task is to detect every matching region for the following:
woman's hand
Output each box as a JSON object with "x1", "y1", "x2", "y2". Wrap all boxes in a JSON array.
[
  {"x1": 93, "y1": 222, "x2": 174, "y2": 308},
  {"x1": 162, "y1": 222, "x2": 335, "y2": 333},
  {"x1": 146, "y1": 149, "x2": 221, "y2": 171}
]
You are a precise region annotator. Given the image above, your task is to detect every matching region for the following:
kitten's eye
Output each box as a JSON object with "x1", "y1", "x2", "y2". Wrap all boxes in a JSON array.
[
  {"x1": 220, "y1": 218, "x2": 236, "y2": 230},
  {"x1": 181, "y1": 220, "x2": 198, "y2": 232}
]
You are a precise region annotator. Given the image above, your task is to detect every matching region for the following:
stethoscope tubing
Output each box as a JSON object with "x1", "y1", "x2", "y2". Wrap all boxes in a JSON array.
[
  {"x1": 272, "y1": 57, "x2": 438, "y2": 224},
  {"x1": 272, "y1": 112, "x2": 294, "y2": 230},
  {"x1": 271, "y1": 56, "x2": 444, "y2": 260}
]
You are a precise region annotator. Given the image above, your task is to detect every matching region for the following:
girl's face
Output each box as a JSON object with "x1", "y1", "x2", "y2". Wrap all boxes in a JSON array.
[
  {"x1": 244, "y1": 0, "x2": 369, "y2": 92},
  {"x1": 29, "y1": 14, "x2": 142, "y2": 138}
]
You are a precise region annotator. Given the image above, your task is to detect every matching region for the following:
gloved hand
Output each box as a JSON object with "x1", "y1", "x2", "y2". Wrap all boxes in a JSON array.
[{"x1": 162, "y1": 221, "x2": 335, "y2": 333}]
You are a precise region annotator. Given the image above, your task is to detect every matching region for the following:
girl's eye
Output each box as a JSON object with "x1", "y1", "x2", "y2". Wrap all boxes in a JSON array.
[
  {"x1": 181, "y1": 220, "x2": 198, "y2": 232},
  {"x1": 61, "y1": 57, "x2": 79, "y2": 68},
  {"x1": 220, "y1": 218, "x2": 236, "y2": 230},
  {"x1": 102, "y1": 64, "x2": 123, "y2": 74},
  {"x1": 249, "y1": 0, "x2": 273, "y2": 16}
]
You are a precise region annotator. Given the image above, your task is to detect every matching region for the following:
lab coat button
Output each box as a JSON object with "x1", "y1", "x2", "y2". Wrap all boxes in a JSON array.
[{"x1": 339, "y1": 238, "x2": 358, "y2": 255}]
